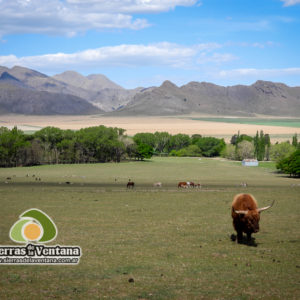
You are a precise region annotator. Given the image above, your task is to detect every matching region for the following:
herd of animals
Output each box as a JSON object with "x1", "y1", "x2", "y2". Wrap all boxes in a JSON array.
[
  {"x1": 4, "y1": 175, "x2": 275, "y2": 245},
  {"x1": 126, "y1": 180, "x2": 202, "y2": 189}
]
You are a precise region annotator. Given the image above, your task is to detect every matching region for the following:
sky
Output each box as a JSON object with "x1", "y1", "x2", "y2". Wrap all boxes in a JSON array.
[{"x1": 0, "y1": 0, "x2": 300, "y2": 88}]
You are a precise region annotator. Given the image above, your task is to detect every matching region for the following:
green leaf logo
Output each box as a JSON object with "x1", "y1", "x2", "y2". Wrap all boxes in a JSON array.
[{"x1": 9, "y1": 209, "x2": 57, "y2": 244}]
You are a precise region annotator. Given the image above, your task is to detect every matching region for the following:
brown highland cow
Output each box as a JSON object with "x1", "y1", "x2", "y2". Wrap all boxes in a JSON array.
[{"x1": 231, "y1": 194, "x2": 274, "y2": 243}]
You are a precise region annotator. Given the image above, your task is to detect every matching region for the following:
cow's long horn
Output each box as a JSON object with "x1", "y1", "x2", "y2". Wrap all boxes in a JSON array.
[
  {"x1": 234, "y1": 210, "x2": 248, "y2": 214},
  {"x1": 258, "y1": 200, "x2": 275, "y2": 213}
]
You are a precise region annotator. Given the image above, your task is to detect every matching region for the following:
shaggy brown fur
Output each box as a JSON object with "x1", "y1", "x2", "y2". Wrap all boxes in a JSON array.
[{"x1": 231, "y1": 194, "x2": 260, "y2": 243}]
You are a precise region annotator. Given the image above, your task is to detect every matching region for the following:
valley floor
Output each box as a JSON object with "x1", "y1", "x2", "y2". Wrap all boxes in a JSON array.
[{"x1": 0, "y1": 114, "x2": 299, "y2": 142}]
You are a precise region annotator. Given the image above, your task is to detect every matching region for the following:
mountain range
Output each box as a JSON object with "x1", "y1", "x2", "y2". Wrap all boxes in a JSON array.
[{"x1": 0, "y1": 65, "x2": 299, "y2": 116}]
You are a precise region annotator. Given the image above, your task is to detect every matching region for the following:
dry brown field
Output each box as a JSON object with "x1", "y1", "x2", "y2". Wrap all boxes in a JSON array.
[{"x1": 0, "y1": 114, "x2": 299, "y2": 142}]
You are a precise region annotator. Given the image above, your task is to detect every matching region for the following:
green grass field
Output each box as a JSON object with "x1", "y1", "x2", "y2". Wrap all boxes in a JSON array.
[
  {"x1": 187, "y1": 117, "x2": 300, "y2": 128},
  {"x1": 0, "y1": 157, "x2": 299, "y2": 299}
]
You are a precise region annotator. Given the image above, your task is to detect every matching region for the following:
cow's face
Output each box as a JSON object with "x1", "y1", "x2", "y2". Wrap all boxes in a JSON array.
[{"x1": 244, "y1": 211, "x2": 260, "y2": 233}]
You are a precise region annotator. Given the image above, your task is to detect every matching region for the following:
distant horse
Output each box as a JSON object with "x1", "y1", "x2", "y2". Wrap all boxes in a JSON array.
[
  {"x1": 178, "y1": 181, "x2": 188, "y2": 188},
  {"x1": 195, "y1": 183, "x2": 202, "y2": 188},
  {"x1": 153, "y1": 182, "x2": 162, "y2": 187},
  {"x1": 127, "y1": 181, "x2": 135, "y2": 188},
  {"x1": 188, "y1": 182, "x2": 195, "y2": 188}
]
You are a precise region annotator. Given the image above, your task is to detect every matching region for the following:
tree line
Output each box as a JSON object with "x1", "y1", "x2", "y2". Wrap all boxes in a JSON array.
[
  {"x1": 133, "y1": 132, "x2": 225, "y2": 158},
  {"x1": 0, "y1": 126, "x2": 226, "y2": 167},
  {"x1": 0, "y1": 126, "x2": 299, "y2": 176},
  {"x1": 0, "y1": 126, "x2": 128, "y2": 167}
]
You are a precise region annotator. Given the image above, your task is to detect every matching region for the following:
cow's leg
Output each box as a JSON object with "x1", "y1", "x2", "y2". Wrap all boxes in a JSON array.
[
  {"x1": 237, "y1": 230, "x2": 243, "y2": 243},
  {"x1": 247, "y1": 232, "x2": 252, "y2": 242}
]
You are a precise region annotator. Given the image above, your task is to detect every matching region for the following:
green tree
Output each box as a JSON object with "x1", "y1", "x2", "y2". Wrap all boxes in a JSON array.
[
  {"x1": 0, "y1": 126, "x2": 29, "y2": 167},
  {"x1": 195, "y1": 137, "x2": 225, "y2": 157},
  {"x1": 253, "y1": 130, "x2": 268, "y2": 161},
  {"x1": 277, "y1": 149, "x2": 300, "y2": 177},
  {"x1": 265, "y1": 134, "x2": 271, "y2": 161},
  {"x1": 191, "y1": 134, "x2": 202, "y2": 144},
  {"x1": 135, "y1": 143, "x2": 153, "y2": 160},
  {"x1": 133, "y1": 133, "x2": 156, "y2": 149},
  {"x1": 258, "y1": 130, "x2": 266, "y2": 161},
  {"x1": 34, "y1": 127, "x2": 64, "y2": 164},
  {"x1": 172, "y1": 145, "x2": 202, "y2": 157},
  {"x1": 57, "y1": 139, "x2": 76, "y2": 163},
  {"x1": 74, "y1": 126, "x2": 126, "y2": 163},
  {"x1": 154, "y1": 132, "x2": 171, "y2": 154},
  {"x1": 231, "y1": 133, "x2": 253, "y2": 145},
  {"x1": 270, "y1": 142, "x2": 296, "y2": 162},
  {"x1": 236, "y1": 140, "x2": 255, "y2": 160},
  {"x1": 168, "y1": 134, "x2": 191, "y2": 151},
  {"x1": 254, "y1": 131, "x2": 259, "y2": 159},
  {"x1": 292, "y1": 134, "x2": 298, "y2": 148},
  {"x1": 221, "y1": 144, "x2": 236, "y2": 160}
]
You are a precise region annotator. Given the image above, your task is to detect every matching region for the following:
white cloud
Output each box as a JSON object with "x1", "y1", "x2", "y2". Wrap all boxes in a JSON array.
[
  {"x1": 225, "y1": 41, "x2": 278, "y2": 49},
  {"x1": 281, "y1": 0, "x2": 300, "y2": 6},
  {"x1": 66, "y1": 0, "x2": 198, "y2": 13},
  {"x1": 218, "y1": 68, "x2": 300, "y2": 79},
  {"x1": 0, "y1": 0, "x2": 197, "y2": 36},
  {"x1": 197, "y1": 53, "x2": 237, "y2": 64},
  {"x1": 0, "y1": 42, "x2": 234, "y2": 72}
]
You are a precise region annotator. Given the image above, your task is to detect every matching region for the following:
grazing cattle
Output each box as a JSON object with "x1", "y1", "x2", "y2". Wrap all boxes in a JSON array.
[
  {"x1": 178, "y1": 181, "x2": 188, "y2": 188},
  {"x1": 153, "y1": 182, "x2": 162, "y2": 187},
  {"x1": 188, "y1": 182, "x2": 195, "y2": 188},
  {"x1": 127, "y1": 181, "x2": 134, "y2": 188},
  {"x1": 231, "y1": 193, "x2": 274, "y2": 243}
]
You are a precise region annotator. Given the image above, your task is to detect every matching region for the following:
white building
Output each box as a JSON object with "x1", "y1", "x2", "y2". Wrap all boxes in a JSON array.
[{"x1": 242, "y1": 159, "x2": 259, "y2": 166}]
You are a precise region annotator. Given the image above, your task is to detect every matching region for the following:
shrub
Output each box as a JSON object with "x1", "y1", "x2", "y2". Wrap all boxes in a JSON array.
[{"x1": 276, "y1": 149, "x2": 300, "y2": 177}]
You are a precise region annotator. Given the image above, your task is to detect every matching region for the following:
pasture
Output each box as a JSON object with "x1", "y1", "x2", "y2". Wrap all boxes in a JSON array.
[{"x1": 0, "y1": 157, "x2": 299, "y2": 299}]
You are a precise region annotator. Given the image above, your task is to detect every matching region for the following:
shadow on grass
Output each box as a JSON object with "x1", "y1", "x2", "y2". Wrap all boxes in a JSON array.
[{"x1": 230, "y1": 234, "x2": 258, "y2": 247}]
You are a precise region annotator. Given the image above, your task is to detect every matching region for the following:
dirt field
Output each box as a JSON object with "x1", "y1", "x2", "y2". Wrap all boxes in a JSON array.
[{"x1": 0, "y1": 114, "x2": 299, "y2": 142}]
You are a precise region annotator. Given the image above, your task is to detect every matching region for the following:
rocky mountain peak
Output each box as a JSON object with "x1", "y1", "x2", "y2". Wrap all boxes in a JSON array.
[{"x1": 160, "y1": 80, "x2": 178, "y2": 89}]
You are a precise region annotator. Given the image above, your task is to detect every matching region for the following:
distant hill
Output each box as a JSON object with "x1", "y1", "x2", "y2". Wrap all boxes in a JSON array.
[
  {"x1": 0, "y1": 66, "x2": 102, "y2": 115},
  {"x1": 54, "y1": 71, "x2": 123, "y2": 91},
  {"x1": 114, "y1": 80, "x2": 300, "y2": 117},
  {"x1": 0, "y1": 65, "x2": 299, "y2": 116},
  {"x1": 53, "y1": 71, "x2": 141, "y2": 111},
  {"x1": 0, "y1": 82, "x2": 100, "y2": 115},
  {"x1": 0, "y1": 66, "x2": 138, "y2": 112}
]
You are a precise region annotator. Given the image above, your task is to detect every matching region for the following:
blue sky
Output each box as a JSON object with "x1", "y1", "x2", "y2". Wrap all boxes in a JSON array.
[{"x1": 0, "y1": 0, "x2": 299, "y2": 88}]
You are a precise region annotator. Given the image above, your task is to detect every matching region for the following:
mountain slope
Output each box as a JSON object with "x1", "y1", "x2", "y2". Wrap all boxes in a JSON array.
[
  {"x1": 0, "y1": 67, "x2": 102, "y2": 115},
  {"x1": 0, "y1": 66, "x2": 135, "y2": 113},
  {"x1": 0, "y1": 82, "x2": 100, "y2": 115},
  {"x1": 0, "y1": 65, "x2": 299, "y2": 116},
  {"x1": 53, "y1": 71, "x2": 140, "y2": 111},
  {"x1": 114, "y1": 80, "x2": 300, "y2": 117},
  {"x1": 54, "y1": 71, "x2": 123, "y2": 91}
]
